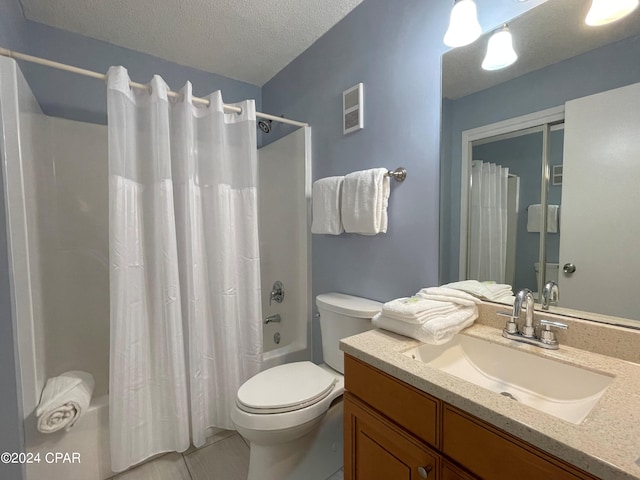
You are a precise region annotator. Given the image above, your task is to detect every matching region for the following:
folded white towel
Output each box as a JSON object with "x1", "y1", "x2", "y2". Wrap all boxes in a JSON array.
[
  {"x1": 341, "y1": 168, "x2": 390, "y2": 235},
  {"x1": 311, "y1": 176, "x2": 344, "y2": 235},
  {"x1": 527, "y1": 204, "x2": 559, "y2": 233},
  {"x1": 382, "y1": 296, "x2": 458, "y2": 324},
  {"x1": 442, "y1": 280, "x2": 513, "y2": 301},
  {"x1": 36, "y1": 371, "x2": 95, "y2": 433},
  {"x1": 372, "y1": 306, "x2": 478, "y2": 345},
  {"x1": 416, "y1": 287, "x2": 481, "y2": 307}
]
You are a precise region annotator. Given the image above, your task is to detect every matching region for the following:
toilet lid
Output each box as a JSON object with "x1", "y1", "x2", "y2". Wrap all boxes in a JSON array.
[{"x1": 237, "y1": 362, "x2": 337, "y2": 414}]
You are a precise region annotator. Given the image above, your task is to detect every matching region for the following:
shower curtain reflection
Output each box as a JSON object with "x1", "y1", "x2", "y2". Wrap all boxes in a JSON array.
[{"x1": 468, "y1": 161, "x2": 518, "y2": 284}]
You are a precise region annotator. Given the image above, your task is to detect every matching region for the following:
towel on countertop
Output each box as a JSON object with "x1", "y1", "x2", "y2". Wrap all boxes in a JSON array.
[
  {"x1": 381, "y1": 296, "x2": 459, "y2": 324},
  {"x1": 527, "y1": 204, "x2": 559, "y2": 233},
  {"x1": 311, "y1": 176, "x2": 344, "y2": 235},
  {"x1": 372, "y1": 306, "x2": 478, "y2": 345},
  {"x1": 416, "y1": 287, "x2": 481, "y2": 307},
  {"x1": 36, "y1": 370, "x2": 95, "y2": 433},
  {"x1": 442, "y1": 280, "x2": 514, "y2": 301},
  {"x1": 341, "y1": 168, "x2": 390, "y2": 235}
]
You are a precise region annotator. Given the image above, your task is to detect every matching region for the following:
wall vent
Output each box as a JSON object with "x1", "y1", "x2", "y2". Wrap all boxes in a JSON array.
[
  {"x1": 343, "y1": 83, "x2": 364, "y2": 135},
  {"x1": 552, "y1": 165, "x2": 563, "y2": 186}
]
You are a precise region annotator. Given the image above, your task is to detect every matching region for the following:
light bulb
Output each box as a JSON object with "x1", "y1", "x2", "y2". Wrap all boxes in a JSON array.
[
  {"x1": 482, "y1": 26, "x2": 518, "y2": 71},
  {"x1": 443, "y1": 0, "x2": 482, "y2": 48},
  {"x1": 585, "y1": 0, "x2": 639, "y2": 26}
]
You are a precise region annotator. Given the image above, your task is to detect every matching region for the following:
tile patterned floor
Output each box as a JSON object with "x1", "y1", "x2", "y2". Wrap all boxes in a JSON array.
[
  {"x1": 110, "y1": 431, "x2": 248, "y2": 480},
  {"x1": 110, "y1": 431, "x2": 343, "y2": 480}
]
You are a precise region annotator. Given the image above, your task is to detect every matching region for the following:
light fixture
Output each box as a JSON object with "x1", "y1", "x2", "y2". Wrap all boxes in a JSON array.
[
  {"x1": 443, "y1": 0, "x2": 482, "y2": 48},
  {"x1": 585, "y1": 0, "x2": 639, "y2": 26},
  {"x1": 482, "y1": 25, "x2": 518, "y2": 71}
]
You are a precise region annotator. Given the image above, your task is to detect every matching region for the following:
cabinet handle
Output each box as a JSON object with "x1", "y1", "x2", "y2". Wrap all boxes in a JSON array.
[{"x1": 417, "y1": 465, "x2": 432, "y2": 478}]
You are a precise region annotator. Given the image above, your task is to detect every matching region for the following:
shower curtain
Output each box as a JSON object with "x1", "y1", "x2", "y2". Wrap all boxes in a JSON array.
[
  {"x1": 468, "y1": 160, "x2": 509, "y2": 283},
  {"x1": 107, "y1": 67, "x2": 263, "y2": 472}
]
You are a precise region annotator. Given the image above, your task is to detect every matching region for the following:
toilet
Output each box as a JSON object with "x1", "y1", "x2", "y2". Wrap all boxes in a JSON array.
[{"x1": 231, "y1": 292, "x2": 381, "y2": 480}]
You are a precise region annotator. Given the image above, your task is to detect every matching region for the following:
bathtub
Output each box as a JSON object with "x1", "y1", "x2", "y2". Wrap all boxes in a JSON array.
[{"x1": 26, "y1": 395, "x2": 112, "y2": 480}]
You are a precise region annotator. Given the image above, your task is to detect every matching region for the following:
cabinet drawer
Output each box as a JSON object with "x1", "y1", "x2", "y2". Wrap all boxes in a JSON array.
[
  {"x1": 441, "y1": 460, "x2": 477, "y2": 480},
  {"x1": 345, "y1": 355, "x2": 440, "y2": 447},
  {"x1": 443, "y1": 406, "x2": 598, "y2": 480}
]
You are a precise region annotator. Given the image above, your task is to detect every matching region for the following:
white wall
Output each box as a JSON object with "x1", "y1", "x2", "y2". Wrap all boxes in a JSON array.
[{"x1": 258, "y1": 127, "x2": 311, "y2": 365}]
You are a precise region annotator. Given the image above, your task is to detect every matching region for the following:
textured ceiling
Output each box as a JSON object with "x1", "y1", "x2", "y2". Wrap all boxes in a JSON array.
[
  {"x1": 443, "y1": 0, "x2": 640, "y2": 99},
  {"x1": 20, "y1": 0, "x2": 364, "y2": 86}
]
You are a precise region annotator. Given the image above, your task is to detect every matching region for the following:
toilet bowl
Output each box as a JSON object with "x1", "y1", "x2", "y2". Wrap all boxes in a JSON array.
[{"x1": 231, "y1": 293, "x2": 381, "y2": 480}]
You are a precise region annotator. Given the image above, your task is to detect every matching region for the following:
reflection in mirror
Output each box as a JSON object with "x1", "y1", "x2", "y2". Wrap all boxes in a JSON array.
[
  {"x1": 468, "y1": 126, "x2": 565, "y2": 296},
  {"x1": 440, "y1": 0, "x2": 640, "y2": 324}
]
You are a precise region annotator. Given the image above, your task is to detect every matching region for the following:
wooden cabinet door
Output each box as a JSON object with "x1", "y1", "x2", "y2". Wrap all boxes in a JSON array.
[{"x1": 344, "y1": 392, "x2": 439, "y2": 480}]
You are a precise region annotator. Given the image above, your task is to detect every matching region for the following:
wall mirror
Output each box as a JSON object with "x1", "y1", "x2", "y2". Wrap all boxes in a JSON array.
[{"x1": 440, "y1": 0, "x2": 640, "y2": 326}]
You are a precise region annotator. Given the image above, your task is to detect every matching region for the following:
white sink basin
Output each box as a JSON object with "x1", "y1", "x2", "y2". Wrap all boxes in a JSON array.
[{"x1": 404, "y1": 335, "x2": 613, "y2": 425}]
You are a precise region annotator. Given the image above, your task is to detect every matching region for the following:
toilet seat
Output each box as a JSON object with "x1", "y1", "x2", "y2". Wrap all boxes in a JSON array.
[{"x1": 237, "y1": 361, "x2": 337, "y2": 414}]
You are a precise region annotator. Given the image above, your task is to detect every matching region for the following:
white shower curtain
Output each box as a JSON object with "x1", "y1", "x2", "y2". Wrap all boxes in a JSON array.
[
  {"x1": 107, "y1": 67, "x2": 263, "y2": 472},
  {"x1": 468, "y1": 160, "x2": 509, "y2": 283}
]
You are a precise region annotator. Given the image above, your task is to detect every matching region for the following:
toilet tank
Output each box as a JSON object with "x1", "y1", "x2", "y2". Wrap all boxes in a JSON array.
[
  {"x1": 535, "y1": 262, "x2": 559, "y2": 285},
  {"x1": 316, "y1": 293, "x2": 382, "y2": 374}
]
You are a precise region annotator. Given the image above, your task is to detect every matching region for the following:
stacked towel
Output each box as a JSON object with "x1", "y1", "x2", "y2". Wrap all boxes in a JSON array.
[
  {"x1": 36, "y1": 370, "x2": 95, "y2": 433},
  {"x1": 341, "y1": 168, "x2": 390, "y2": 235},
  {"x1": 416, "y1": 287, "x2": 481, "y2": 307},
  {"x1": 442, "y1": 280, "x2": 514, "y2": 302},
  {"x1": 311, "y1": 176, "x2": 344, "y2": 235},
  {"x1": 373, "y1": 307, "x2": 478, "y2": 345},
  {"x1": 373, "y1": 290, "x2": 479, "y2": 345},
  {"x1": 382, "y1": 296, "x2": 459, "y2": 324}
]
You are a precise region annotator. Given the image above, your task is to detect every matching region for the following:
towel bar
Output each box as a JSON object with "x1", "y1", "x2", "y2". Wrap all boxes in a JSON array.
[{"x1": 387, "y1": 167, "x2": 407, "y2": 182}]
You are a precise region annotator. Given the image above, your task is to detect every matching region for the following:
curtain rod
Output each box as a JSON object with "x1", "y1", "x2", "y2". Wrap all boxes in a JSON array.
[{"x1": 0, "y1": 46, "x2": 309, "y2": 128}]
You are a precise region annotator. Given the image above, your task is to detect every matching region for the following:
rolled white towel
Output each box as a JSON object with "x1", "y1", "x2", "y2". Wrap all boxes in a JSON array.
[
  {"x1": 36, "y1": 371, "x2": 95, "y2": 433},
  {"x1": 372, "y1": 305, "x2": 478, "y2": 345},
  {"x1": 382, "y1": 296, "x2": 458, "y2": 324},
  {"x1": 416, "y1": 287, "x2": 481, "y2": 307}
]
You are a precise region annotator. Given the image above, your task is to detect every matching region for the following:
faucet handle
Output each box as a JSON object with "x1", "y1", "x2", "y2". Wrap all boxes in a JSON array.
[
  {"x1": 497, "y1": 311, "x2": 518, "y2": 334},
  {"x1": 538, "y1": 319, "x2": 568, "y2": 346},
  {"x1": 539, "y1": 319, "x2": 568, "y2": 329}
]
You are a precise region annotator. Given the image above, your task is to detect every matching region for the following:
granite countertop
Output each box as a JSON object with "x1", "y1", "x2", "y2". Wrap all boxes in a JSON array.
[{"x1": 340, "y1": 324, "x2": 640, "y2": 480}]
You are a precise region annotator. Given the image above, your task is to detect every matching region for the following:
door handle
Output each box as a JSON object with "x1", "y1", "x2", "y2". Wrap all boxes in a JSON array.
[{"x1": 563, "y1": 263, "x2": 576, "y2": 274}]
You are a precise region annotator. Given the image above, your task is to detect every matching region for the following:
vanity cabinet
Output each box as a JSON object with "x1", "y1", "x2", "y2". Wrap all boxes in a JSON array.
[{"x1": 344, "y1": 355, "x2": 600, "y2": 480}]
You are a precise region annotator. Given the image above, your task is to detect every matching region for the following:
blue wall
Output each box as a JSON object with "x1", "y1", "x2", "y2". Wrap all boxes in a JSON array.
[
  {"x1": 441, "y1": 35, "x2": 640, "y2": 283},
  {"x1": 262, "y1": 0, "x2": 543, "y2": 362}
]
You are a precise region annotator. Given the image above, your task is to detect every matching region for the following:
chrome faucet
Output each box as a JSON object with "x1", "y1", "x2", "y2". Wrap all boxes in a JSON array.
[
  {"x1": 514, "y1": 288, "x2": 535, "y2": 338},
  {"x1": 541, "y1": 281, "x2": 559, "y2": 310},
  {"x1": 498, "y1": 288, "x2": 567, "y2": 350}
]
